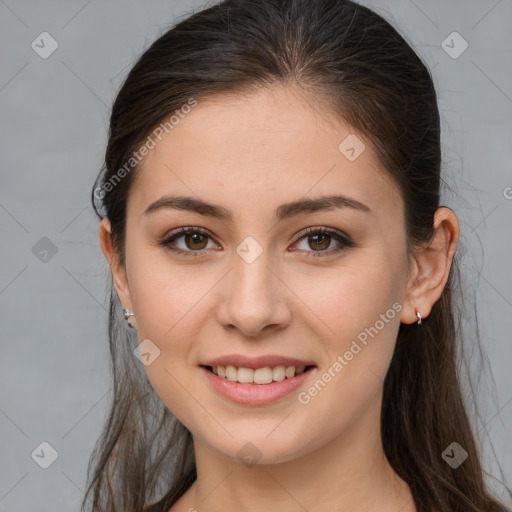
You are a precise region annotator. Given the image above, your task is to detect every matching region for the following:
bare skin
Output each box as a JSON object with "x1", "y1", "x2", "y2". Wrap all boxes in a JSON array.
[{"x1": 99, "y1": 84, "x2": 459, "y2": 512}]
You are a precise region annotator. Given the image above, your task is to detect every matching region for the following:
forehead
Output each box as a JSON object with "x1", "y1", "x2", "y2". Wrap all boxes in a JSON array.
[{"x1": 130, "y1": 85, "x2": 402, "y2": 222}]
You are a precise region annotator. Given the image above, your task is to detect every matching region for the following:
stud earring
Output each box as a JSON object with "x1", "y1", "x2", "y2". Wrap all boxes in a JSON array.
[
  {"x1": 123, "y1": 308, "x2": 135, "y2": 328},
  {"x1": 415, "y1": 309, "x2": 422, "y2": 326}
]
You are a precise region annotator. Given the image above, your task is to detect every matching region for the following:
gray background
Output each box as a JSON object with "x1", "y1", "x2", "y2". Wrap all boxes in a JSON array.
[{"x1": 1, "y1": 0, "x2": 511, "y2": 510}]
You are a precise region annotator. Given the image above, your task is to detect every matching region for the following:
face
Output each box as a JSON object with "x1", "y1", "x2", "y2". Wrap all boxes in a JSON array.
[{"x1": 105, "y1": 85, "x2": 415, "y2": 464}]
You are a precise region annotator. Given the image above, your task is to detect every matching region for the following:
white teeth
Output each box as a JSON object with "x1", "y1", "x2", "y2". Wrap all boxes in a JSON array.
[
  {"x1": 237, "y1": 367, "x2": 254, "y2": 383},
  {"x1": 285, "y1": 366, "x2": 296, "y2": 379},
  {"x1": 272, "y1": 365, "x2": 286, "y2": 382},
  {"x1": 225, "y1": 365, "x2": 237, "y2": 381},
  {"x1": 211, "y1": 364, "x2": 308, "y2": 384},
  {"x1": 254, "y1": 367, "x2": 273, "y2": 384}
]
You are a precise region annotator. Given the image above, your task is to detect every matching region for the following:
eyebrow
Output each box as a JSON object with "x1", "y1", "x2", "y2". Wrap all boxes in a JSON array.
[{"x1": 143, "y1": 194, "x2": 372, "y2": 222}]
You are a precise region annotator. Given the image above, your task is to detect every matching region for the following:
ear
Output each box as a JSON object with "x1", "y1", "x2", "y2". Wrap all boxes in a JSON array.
[
  {"x1": 400, "y1": 207, "x2": 459, "y2": 325},
  {"x1": 99, "y1": 217, "x2": 135, "y2": 322}
]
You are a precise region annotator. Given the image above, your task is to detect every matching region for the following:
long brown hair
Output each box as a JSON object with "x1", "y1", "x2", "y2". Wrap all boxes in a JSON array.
[{"x1": 83, "y1": 1, "x2": 510, "y2": 510}]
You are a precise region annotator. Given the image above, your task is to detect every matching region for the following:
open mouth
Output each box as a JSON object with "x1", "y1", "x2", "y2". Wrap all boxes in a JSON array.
[{"x1": 202, "y1": 364, "x2": 316, "y2": 385}]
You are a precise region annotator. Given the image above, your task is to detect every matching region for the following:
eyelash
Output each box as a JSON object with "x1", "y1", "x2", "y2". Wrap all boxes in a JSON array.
[{"x1": 157, "y1": 226, "x2": 354, "y2": 258}]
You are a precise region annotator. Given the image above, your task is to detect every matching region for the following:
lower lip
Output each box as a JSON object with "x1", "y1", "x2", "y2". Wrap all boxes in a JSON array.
[{"x1": 200, "y1": 366, "x2": 316, "y2": 405}]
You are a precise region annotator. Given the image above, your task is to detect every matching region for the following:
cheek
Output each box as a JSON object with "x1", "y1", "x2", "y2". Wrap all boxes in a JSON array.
[
  {"x1": 293, "y1": 273, "x2": 401, "y2": 446},
  {"x1": 291, "y1": 254, "x2": 404, "y2": 401},
  {"x1": 126, "y1": 257, "x2": 222, "y2": 424},
  {"x1": 290, "y1": 251, "x2": 404, "y2": 342},
  {"x1": 128, "y1": 251, "x2": 218, "y2": 343}
]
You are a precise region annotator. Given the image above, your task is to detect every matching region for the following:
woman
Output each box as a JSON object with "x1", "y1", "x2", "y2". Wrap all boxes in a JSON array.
[{"x1": 83, "y1": 0, "x2": 510, "y2": 510}]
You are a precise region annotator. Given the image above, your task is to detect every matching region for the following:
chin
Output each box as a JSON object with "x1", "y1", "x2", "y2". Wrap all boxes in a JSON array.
[{"x1": 201, "y1": 428, "x2": 315, "y2": 466}]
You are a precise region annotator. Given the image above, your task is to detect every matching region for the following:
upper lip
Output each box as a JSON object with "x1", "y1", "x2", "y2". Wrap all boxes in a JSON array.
[{"x1": 201, "y1": 354, "x2": 316, "y2": 369}]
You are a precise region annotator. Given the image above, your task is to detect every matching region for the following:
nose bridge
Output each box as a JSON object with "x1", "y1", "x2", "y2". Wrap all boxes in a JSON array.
[
  {"x1": 234, "y1": 241, "x2": 273, "y2": 299},
  {"x1": 217, "y1": 236, "x2": 289, "y2": 336}
]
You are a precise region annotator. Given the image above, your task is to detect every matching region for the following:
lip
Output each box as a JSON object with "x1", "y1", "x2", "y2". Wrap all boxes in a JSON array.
[
  {"x1": 200, "y1": 365, "x2": 317, "y2": 406},
  {"x1": 202, "y1": 354, "x2": 316, "y2": 369}
]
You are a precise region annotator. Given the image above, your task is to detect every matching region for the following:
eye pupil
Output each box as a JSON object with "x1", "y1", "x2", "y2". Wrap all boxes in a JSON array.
[
  {"x1": 186, "y1": 233, "x2": 207, "y2": 249},
  {"x1": 310, "y1": 234, "x2": 330, "y2": 251}
]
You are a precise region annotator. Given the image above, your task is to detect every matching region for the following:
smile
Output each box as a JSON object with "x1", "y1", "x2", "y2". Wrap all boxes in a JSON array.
[
  {"x1": 205, "y1": 364, "x2": 311, "y2": 384},
  {"x1": 200, "y1": 364, "x2": 317, "y2": 405}
]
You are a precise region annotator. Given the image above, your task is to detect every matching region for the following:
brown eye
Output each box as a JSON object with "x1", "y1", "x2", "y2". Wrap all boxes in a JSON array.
[
  {"x1": 158, "y1": 227, "x2": 217, "y2": 256},
  {"x1": 307, "y1": 233, "x2": 332, "y2": 251},
  {"x1": 292, "y1": 227, "x2": 354, "y2": 258},
  {"x1": 183, "y1": 231, "x2": 209, "y2": 250},
  {"x1": 158, "y1": 226, "x2": 353, "y2": 258}
]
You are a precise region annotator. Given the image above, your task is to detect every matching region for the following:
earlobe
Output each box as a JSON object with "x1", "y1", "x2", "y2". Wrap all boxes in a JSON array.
[
  {"x1": 400, "y1": 207, "x2": 459, "y2": 325},
  {"x1": 98, "y1": 217, "x2": 133, "y2": 311}
]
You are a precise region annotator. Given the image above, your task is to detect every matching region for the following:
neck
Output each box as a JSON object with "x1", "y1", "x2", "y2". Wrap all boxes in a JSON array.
[{"x1": 183, "y1": 393, "x2": 416, "y2": 512}]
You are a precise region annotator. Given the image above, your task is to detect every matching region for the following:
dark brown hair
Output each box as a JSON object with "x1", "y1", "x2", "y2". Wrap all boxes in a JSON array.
[{"x1": 83, "y1": 0, "x2": 511, "y2": 510}]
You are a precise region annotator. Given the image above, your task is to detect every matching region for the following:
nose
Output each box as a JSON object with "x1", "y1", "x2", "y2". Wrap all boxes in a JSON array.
[{"x1": 216, "y1": 247, "x2": 291, "y2": 338}]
